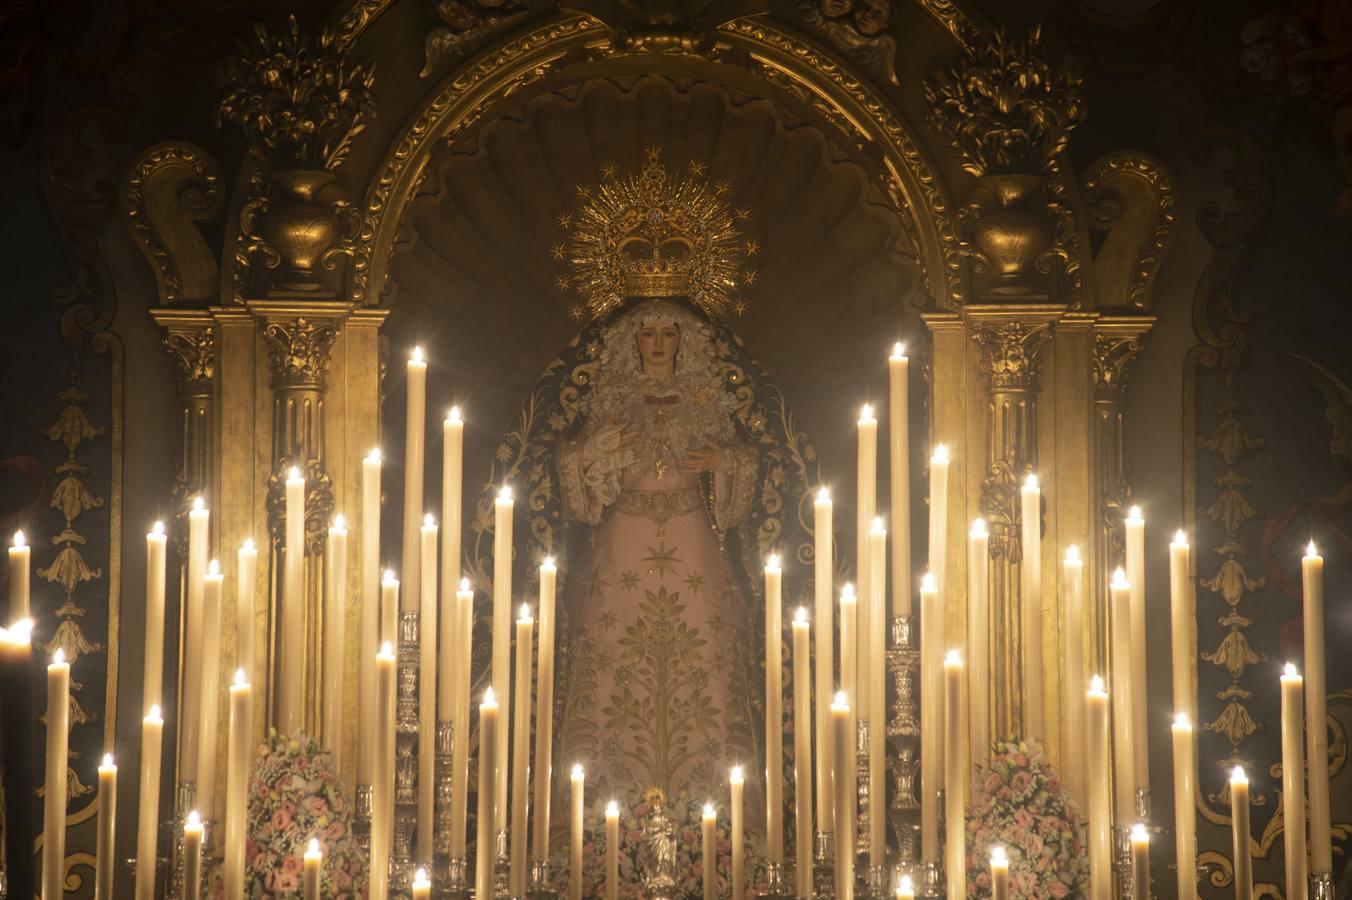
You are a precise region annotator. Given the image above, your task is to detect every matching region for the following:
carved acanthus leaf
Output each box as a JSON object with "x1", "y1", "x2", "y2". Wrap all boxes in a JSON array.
[
  {"x1": 1092, "y1": 332, "x2": 1142, "y2": 397},
  {"x1": 266, "y1": 458, "x2": 336, "y2": 556},
  {"x1": 971, "y1": 321, "x2": 1052, "y2": 391},
  {"x1": 163, "y1": 327, "x2": 216, "y2": 390},
  {"x1": 261, "y1": 318, "x2": 338, "y2": 388}
]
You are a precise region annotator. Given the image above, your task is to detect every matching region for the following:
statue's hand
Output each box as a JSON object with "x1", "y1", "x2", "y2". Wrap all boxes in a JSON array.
[{"x1": 678, "y1": 437, "x2": 724, "y2": 473}]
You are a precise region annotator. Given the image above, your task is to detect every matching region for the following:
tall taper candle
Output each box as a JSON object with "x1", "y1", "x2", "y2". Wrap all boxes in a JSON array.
[
  {"x1": 281, "y1": 468, "x2": 305, "y2": 735},
  {"x1": 608, "y1": 801, "x2": 622, "y2": 900},
  {"x1": 888, "y1": 344, "x2": 911, "y2": 619},
  {"x1": 95, "y1": 754, "x2": 116, "y2": 900},
  {"x1": 1125, "y1": 507, "x2": 1149, "y2": 792},
  {"x1": 533, "y1": 558, "x2": 558, "y2": 862},
  {"x1": 569, "y1": 765, "x2": 584, "y2": 900},
  {"x1": 43, "y1": 649, "x2": 69, "y2": 900},
  {"x1": 225, "y1": 669, "x2": 251, "y2": 900},
  {"x1": 324, "y1": 516, "x2": 349, "y2": 769},
  {"x1": 928, "y1": 445, "x2": 949, "y2": 599},
  {"x1": 701, "y1": 803, "x2": 716, "y2": 900},
  {"x1": 895, "y1": 876, "x2": 915, "y2": 900},
  {"x1": 967, "y1": 520, "x2": 990, "y2": 768},
  {"x1": 511, "y1": 605, "x2": 535, "y2": 897},
  {"x1": 943, "y1": 650, "x2": 967, "y2": 900},
  {"x1": 791, "y1": 607, "x2": 813, "y2": 897},
  {"x1": 411, "y1": 867, "x2": 430, "y2": 900},
  {"x1": 1020, "y1": 474, "x2": 1044, "y2": 740},
  {"x1": 838, "y1": 584, "x2": 857, "y2": 721},
  {"x1": 442, "y1": 405, "x2": 464, "y2": 625},
  {"x1": 475, "y1": 689, "x2": 501, "y2": 900},
  {"x1": 0, "y1": 622, "x2": 36, "y2": 900},
  {"x1": 990, "y1": 846, "x2": 1009, "y2": 900},
  {"x1": 1171, "y1": 713, "x2": 1196, "y2": 900},
  {"x1": 135, "y1": 706, "x2": 164, "y2": 900},
  {"x1": 1281, "y1": 663, "x2": 1308, "y2": 899},
  {"x1": 360, "y1": 449, "x2": 382, "y2": 789},
  {"x1": 1302, "y1": 542, "x2": 1331, "y2": 874},
  {"x1": 450, "y1": 579, "x2": 474, "y2": 860},
  {"x1": 856, "y1": 405, "x2": 877, "y2": 720},
  {"x1": 812, "y1": 487, "x2": 834, "y2": 836},
  {"x1": 1131, "y1": 824, "x2": 1150, "y2": 900},
  {"x1": 236, "y1": 537, "x2": 257, "y2": 697},
  {"x1": 493, "y1": 486, "x2": 514, "y2": 814},
  {"x1": 764, "y1": 555, "x2": 784, "y2": 865},
  {"x1": 196, "y1": 561, "x2": 224, "y2": 821},
  {"x1": 303, "y1": 838, "x2": 322, "y2": 900},
  {"x1": 1168, "y1": 531, "x2": 1193, "y2": 725},
  {"x1": 919, "y1": 572, "x2": 941, "y2": 861},
  {"x1": 1109, "y1": 568, "x2": 1135, "y2": 826},
  {"x1": 418, "y1": 514, "x2": 439, "y2": 861},
  {"x1": 1062, "y1": 545, "x2": 1085, "y2": 806},
  {"x1": 8, "y1": 530, "x2": 29, "y2": 622},
  {"x1": 372, "y1": 643, "x2": 396, "y2": 900},
  {"x1": 183, "y1": 811, "x2": 203, "y2": 900},
  {"x1": 401, "y1": 346, "x2": 427, "y2": 616},
  {"x1": 1087, "y1": 676, "x2": 1111, "y2": 900},
  {"x1": 1230, "y1": 767, "x2": 1252, "y2": 900},
  {"x1": 380, "y1": 570, "x2": 399, "y2": 662},
  {"x1": 182, "y1": 496, "x2": 209, "y2": 783},
  {"x1": 144, "y1": 523, "x2": 167, "y2": 710},
  {"x1": 731, "y1": 766, "x2": 745, "y2": 900},
  {"x1": 867, "y1": 518, "x2": 887, "y2": 865},
  {"x1": 832, "y1": 692, "x2": 854, "y2": 900}
]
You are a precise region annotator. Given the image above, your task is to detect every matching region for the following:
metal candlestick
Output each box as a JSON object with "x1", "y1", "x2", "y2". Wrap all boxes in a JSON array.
[
  {"x1": 886, "y1": 616, "x2": 921, "y2": 868},
  {"x1": 1113, "y1": 826, "x2": 1135, "y2": 900},
  {"x1": 760, "y1": 862, "x2": 793, "y2": 900},
  {"x1": 856, "y1": 720, "x2": 871, "y2": 861},
  {"x1": 169, "y1": 780, "x2": 196, "y2": 900},
  {"x1": 863, "y1": 864, "x2": 887, "y2": 900},
  {"x1": 356, "y1": 783, "x2": 373, "y2": 858},
  {"x1": 886, "y1": 617, "x2": 919, "y2": 739},
  {"x1": 444, "y1": 856, "x2": 471, "y2": 900},
  {"x1": 493, "y1": 829, "x2": 511, "y2": 900},
  {"x1": 1134, "y1": 787, "x2": 1151, "y2": 823},
  {"x1": 435, "y1": 720, "x2": 455, "y2": 888},
  {"x1": 394, "y1": 610, "x2": 422, "y2": 892},
  {"x1": 1311, "y1": 872, "x2": 1333, "y2": 900},
  {"x1": 527, "y1": 860, "x2": 557, "y2": 900},
  {"x1": 916, "y1": 861, "x2": 943, "y2": 899},
  {"x1": 812, "y1": 830, "x2": 836, "y2": 900}
]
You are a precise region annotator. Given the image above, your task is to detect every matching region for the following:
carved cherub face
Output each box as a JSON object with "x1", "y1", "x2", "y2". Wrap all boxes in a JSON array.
[
  {"x1": 636, "y1": 320, "x2": 680, "y2": 375},
  {"x1": 821, "y1": 0, "x2": 854, "y2": 17},
  {"x1": 853, "y1": 0, "x2": 891, "y2": 35}
]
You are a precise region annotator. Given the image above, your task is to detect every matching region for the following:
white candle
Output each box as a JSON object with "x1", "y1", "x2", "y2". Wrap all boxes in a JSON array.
[
  {"x1": 450, "y1": 578, "x2": 474, "y2": 860},
  {"x1": 281, "y1": 469, "x2": 305, "y2": 735},
  {"x1": 511, "y1": 605, "x2": 535, "y2": 897},
  {"x1": 224, "y1": 669, "x2": 251, "y2": 900},
  {"x1": 302, "y1": 838, "x2": 322, "y2": 900},
  {"x1": 731, "y1": 766, "x2": 745, "y2": 900},
  {"x1": 1125, "y1": 507, "x2": 1149, "y2": 793},
  {"x1": 812, "y1": 487, "x2": 834, "y2": 837},
  {"x1": 895, "y1": 876, "x2": 915, "y2": 900},
  {"x1": 763, "y1": 555, "x2": 784, "y2": 866},
  {"x1": 608, "y1": 800, "x2": 622, "y2": 900},
  {"x1": 135, "y1": 706, "x2": 164, "y2": 900},
  {"x1": 441, "y1": 406, "x2": 464, "y2": 649},
  {"x1": 928, "y1": 445, "x2": 949, "y2": 598},
  {"x1": 1168, "y1": 531, "x2": 1193, "y2": 724},
  {"x1": 700, "y1": 802, "x2": 716, "y2": 900},
  {"x1": 968, "y1": 519, "x2": 990, "y2": 766},
  {"x1": 888, "y1": 344, "x2": 911, "y2": 620},
  {"x1": 475, "y1": 689, "x2": 501, "y2": 900},
  {"x1": 143, "y1": 523, "x2": 167, "y2": 710},
  {"x1": 919, "y1": 572, "x2": 942, "y2": 861},
  {"x1": 1302, "y1": 541, "x2": 1331, "y2": 874},
  {"x1": 411, "y1": 867, "x2": 430, "y2": 900},
  {"x1": 1020, "y1": 473, "x2": 1044, "y2": 741},
  {"x1": 856, "y1": 405, "x2": 877, "y2": 722},
  {"x1": 359, "y1": 449, "x2": 381, "y2": 788},
  {"x1": 1087, "y1": 676, "x2": 1111, "y2": 900},
  {"x1": 418, "y1": 514, "x2": 439, "y2": 862},
  {"x1": 990, "y1": 846, "x2": 1009, "y2": 900},
  {"x1": 95, "y1": 754, "x2": 116, "y2": 900},
  {"x1": 196, "y1": 561, "x2": 224, "y2": 821},
  {"x1": 183, "y1": 811, "x2": 203, "y2": 900},
  {"x1": 867, "y1": 518, "x2": 887, "y2": 866},
  {"x1": 569, "y1": 765, "x2": 584, "y2": 900},
  {"x1": 380, "y1": 570, "x2": 399, "y2": 659},
  {"x1": 235, "y1": 537, "x2": 257, "y2": 698},
  {"x1": 43, "y1": 649, "x2": 69, "y2": 900},
  {"x1": 8, "y1": 529, "x2": 29, "y2": 622},
  {"x1": 533, "y1": 558, "x2": 558, "y2": 862},
  {"x1": 838, "y1": 584, "x2": 857, "y2": 723},
  {"x1": 1062, "y1": 545, "x2": 1085, "y2": 806},
  {"x1": 1130, "y1": 823, "x2": 1150, "y2": 900},
  {"x1": 1230, "y1": 767, "x2": 1252, "y2": 900},
  {"x1": 1171, "y1": 713, "x2": 1196, "y2": 900},
  {"x1": 1109, "y1": 568, "x2": 1135, "y2": 826},
  {"x1": 493, "y1": 486, "x2": 514, "y2": 814},
  {"x1": 372, "y1": 643, "x2": 397, "y2": 900},
  {"x1": 943, "y1": 650, "x2": 966, "y2": 900},
  {"x1": 791, "y1": 608, "x2": 813, "y2": 897},
  {"x1": 181, "y1": 496, "x2": 209, "y2": 784},
  {"x1": 324, "y1": 516, "x2": 349, "y2": 770},
  {"x1": 1281, "y1": 663, "x2": 1308, "y2": 899},
  {"x1": 832, "y1": 692, "x2": 854, "y2": 900},
  {"x1": 402, "y1": 347, "x2": 427, "y2": 617}
]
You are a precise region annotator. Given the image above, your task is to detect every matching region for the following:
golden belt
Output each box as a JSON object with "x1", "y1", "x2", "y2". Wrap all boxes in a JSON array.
[{"x1": 614, "y1": 487, "x2": 702, "y2": 522}]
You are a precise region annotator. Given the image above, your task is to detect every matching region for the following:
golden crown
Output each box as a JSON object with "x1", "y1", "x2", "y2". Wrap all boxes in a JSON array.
[{"x1": 554, "y1": 149, "x2": 755, "y2": 321}]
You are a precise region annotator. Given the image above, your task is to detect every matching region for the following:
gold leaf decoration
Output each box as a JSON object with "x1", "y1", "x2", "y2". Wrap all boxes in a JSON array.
[
  {"x1": 1203, "y1": 630, "x2": 1264, "y2": 680},
  {"x1": 1207, "y1": 700, "x2": 1260, "y2": 745},
  {"x1": 37, "y1": 546, "x2": 103, "y2": 596}
]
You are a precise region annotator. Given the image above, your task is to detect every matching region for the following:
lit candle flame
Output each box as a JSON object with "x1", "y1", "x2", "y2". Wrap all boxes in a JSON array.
[
  {"x1": 234, "y1": 667, "x2": 247, "y2": 687},
  {"x1": 730, "y1": 765, "x2": 744, "y2": 783},
  {"x1": 1174, "y1": 711, "x2": 1191, "y2": 729},
  {"x1": 152, "y1": 521, "x2": 165, "y2": 536},
  {"x1": 379, "y1": 641, "x2": 394, "y2": 657},
  {"x1": 816, "y1": 486, "x2": 830, "y2": 502},
  {"x1": 288, "y1": 466, "x2": 301, "y2": 480},
  {"x1": 765, "y1": 554, "x2": 781, "y2": 570},
  {"x1": 448, "y1": 405, "x2": 462, "y2": 424},
  {"x1": 367, "y1": 448, "x2": 382, "y2": 463},
  {"x1": 543, "y1": 556, "x2": 556, "y2": 570},
  {"x1": 944, "y1": 649, "x2": 963, "y2": 665},
  {"x1": 1066, "y1": 544, "x2": 1080, "y2": 561},
  {"x1": 483, "y1": 687, "x2": 496, "y2": 704},
  {"x1": 334, "y1": 514, "x2": 346, "y2": 530},
  {"x1": 242, "y1": 537, "x2": 255, "y2": 551},
  {"x1": 891, "y1": 342, "x2": 906, "y2": 360},
  {"x1": 148, "y1": 704, "x2": 162, "y2": 720},
  {"x1": 1131, "y1": 823, "x2": 1149, "y2": 843},
  {"x1": 1024, "y1": 473, "x2": 1039, "y2": 489},
  {"x1": 1111, "y1": 567, "x2": 1129, "y2": 588},
  {"x1": 498, "y1": 485, "x2": 513, "y2": 502},
  {"x1": 208, "y1": 559, "x2": 221, "y2": 576},
  {"x1": 187, "y1": 810, "x2": 202, "y2": 829},
  {"x1": 840, "y1": 583, "x2": 856, "y2": 602},
  {"x1": 411, "y1": 346, "x2": 425, "y2": 363},
  {"x1": 794, "y1": 607, "x2": 808, "y2": 625},
  {"x1": 383, "y1": 569, "x2": 398, "y2": 584},
  {"x1": 897, "y1": 876, "x2": 914, "y2": 896},
  {"x1": 102, "y1": 753, "x2": 114, "y2": 768},
  {"x1": 608, "y1": 800, "x2": 621, "y2": 817},
  {"x1": 1089, "y1": 674, "x2": 1106, "y2": 694},
  {"x1": 52, "y1": 648, "x2": 65, "y2": 665},
  {"x1": 932, "y1": 443, "x2": 949, "y2": 463},
  {"x1": 519, "y1": 603, "x2": 532, "y2": 621},
  {"x1": 920, "y1": 572, "x2": 936, "y2": 592},
  {"x1": 1307, "y1": 540, "x2": 1319, "y2": 558},
  {"x1": 990, "y1": 846, "x2": 1008, "y2": 866},
  {"x1": 859, "y1": 403, "x2": 874, "y2": 422},
  {"x1": 459, "y1": 577, "x2": 471, "y2": 592},
  {"x1": 701, "y1": 802, "x2": 714, "y2": 819},
  {"x1": 872, "y1": 515, "x2": 886, "y2": 532},
  {"x1": 572, "y1": 763, "x2": 584, "y2": 779},
  {"x1": 971, "y1": 518, "x2": 988, "y2": 537},
  {"x1": 1173, "y1": 529, "x2": 1188, "y2": 546},
  {"x1": 1284, "y1": 661, "x2": 1300, "y2": 678},
  {"x1": 12, "y1": 530, "x2": 24, "y2": 548},
  {"x1": 193, "y1": 496, "x2": 205, "y2": 511},
  {"x1": 832, "y1": 691, "x2": 849, "y2": 708},
  {"x1": 1128, "y1": 505, "x2": 1142, "y2": 520},
  {"x1": 1231, "y1": 765, "x2": 1247, "y2": 784},
  {"x1": 424, "y1": 513, "x2": 436, "y2": 528},
  {"x1": 309, "y1": 838, "x2": 322, "y2": 855}
]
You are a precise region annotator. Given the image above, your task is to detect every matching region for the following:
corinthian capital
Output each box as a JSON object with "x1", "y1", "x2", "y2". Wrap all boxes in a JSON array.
[
  {"x1": 163, "y1": 326, "x2": 216, "y2": 392},
  {"x1": 261, "y1": 317, "x2": 338, "y2": 388},
  {"x1": 972, "y1": 321, "x2": 1053, "y2": 391}
]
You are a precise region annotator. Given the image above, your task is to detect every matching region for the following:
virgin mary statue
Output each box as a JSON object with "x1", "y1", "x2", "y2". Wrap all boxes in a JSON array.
[{"x1": 468, "y1": 152, "x2": 820, "y2": 806}]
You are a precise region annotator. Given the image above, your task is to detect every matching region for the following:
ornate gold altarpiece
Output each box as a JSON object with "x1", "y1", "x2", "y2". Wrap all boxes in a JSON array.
[{"x1": 119, "y1": 0, "x2": 1177, "y2": 854}]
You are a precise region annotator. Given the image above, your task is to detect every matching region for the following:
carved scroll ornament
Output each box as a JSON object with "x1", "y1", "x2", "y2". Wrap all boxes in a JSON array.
[
  {"x1": 972, "y1": 321, "x2": 1053, "y2": 391},
  {"x1": 261, "y1": 317, "x2": 338, "y2": 388}
]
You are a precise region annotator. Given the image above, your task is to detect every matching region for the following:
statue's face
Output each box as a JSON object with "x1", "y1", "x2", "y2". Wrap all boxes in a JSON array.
[
  {"x1": 853, "y1": 0, "x2": 890, "y2": 35},
  {"x1": 636, "y1": 321, "x2": 680, "y2": 372},
  {"x1": 821, "y1": 0, "x2": 854, "y2": 17}
]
